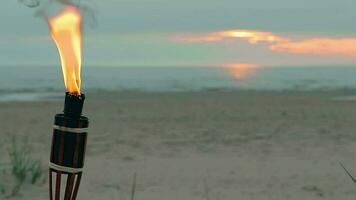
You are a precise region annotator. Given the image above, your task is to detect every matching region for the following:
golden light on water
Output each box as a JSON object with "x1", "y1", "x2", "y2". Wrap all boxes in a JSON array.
[
  {"x1": 222, "y1": 63, "x2": 259, "y2": 80},
  {"x1": 48, "y1": 6, "x2": 82, "y2": 94}
]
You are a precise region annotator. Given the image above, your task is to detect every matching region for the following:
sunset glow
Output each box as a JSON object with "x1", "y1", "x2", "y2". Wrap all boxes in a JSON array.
[
  {"x1": 222, "y1": 63, "x2": 259, "y2": 80},
  {"x1": 179, "y1": 29, "x2": 288, "y2": 44},
  {"x1": 270, "y1": 38, "x2": 356, "y2": 57},
  {"x1": 176, "y1": 29, "x2": 356, "y2": 58}
]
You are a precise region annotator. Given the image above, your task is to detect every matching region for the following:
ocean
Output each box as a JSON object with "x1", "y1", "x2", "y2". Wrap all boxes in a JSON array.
[{"x1": 0, "y1": 66, "x2": 355, "y2": 101}]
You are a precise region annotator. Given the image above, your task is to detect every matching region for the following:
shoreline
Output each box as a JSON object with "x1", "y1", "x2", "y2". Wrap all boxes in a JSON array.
[{"x1": 2, "y1": 88, "x2": 356, "y2": 102}]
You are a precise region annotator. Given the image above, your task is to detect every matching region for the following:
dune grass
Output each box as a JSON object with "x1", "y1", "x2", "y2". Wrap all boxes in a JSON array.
[
  {"x1": 339, "y1": 162, "x2": 356, "y2": 183},
  {"x1": 0, "y1": 136, "x2": 44, "y2": 197},
  {"x1": 130, "y1": 172, "x2": 137, "y2": 200}
]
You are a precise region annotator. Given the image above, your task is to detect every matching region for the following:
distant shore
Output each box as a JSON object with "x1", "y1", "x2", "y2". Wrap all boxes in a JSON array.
[
  {"x1": 1, "y1": 90, "x2": 356, "y2": 199},
  {"x1": 3, "y1": 66, "x2": 356, "y2": 94},
  {"x1": 1, "y1": 88, "x2": 356, "y2": 102}
]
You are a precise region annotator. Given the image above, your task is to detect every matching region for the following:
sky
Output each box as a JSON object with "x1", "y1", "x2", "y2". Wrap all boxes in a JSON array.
[{"x1": 0, "y1": 0, "x2": 356, "y2": 67}]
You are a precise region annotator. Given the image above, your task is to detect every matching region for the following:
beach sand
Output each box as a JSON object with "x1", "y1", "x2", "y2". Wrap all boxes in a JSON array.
[{"x1": 1, "y1": 91, "x2": 356, "y2": 199}]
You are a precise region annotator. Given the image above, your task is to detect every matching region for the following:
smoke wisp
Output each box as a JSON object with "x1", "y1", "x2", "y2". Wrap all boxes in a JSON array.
[{"x1": 18, "y1": 0, "x2": 96, "y2": 27}]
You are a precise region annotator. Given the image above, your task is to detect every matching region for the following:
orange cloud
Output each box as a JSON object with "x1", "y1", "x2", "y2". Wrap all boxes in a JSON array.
[
  {"x1": 270, "y1": 38, "x2": 356, "y2": 57},
  {"x1": 176, "y1": 30, "x2": 356, "y2": 58},
  {"x1": 178, "y1": 29, "x2": 288, "y2": 44}
]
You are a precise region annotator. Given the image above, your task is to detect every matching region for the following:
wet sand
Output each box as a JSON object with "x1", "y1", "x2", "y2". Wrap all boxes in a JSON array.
[{"x1": 1, "y1": 90, "x2": 356, "y2": 199}]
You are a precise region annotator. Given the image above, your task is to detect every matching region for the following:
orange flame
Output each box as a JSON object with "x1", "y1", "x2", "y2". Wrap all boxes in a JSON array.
[{"x1": 48, "y1": 6, "x2": 82, "y2": 94}]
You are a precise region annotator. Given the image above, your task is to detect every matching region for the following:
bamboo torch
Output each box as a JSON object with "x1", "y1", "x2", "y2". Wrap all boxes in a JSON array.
[{"x1": 47, "y1": 6, "x2": 89, "y2": 200}]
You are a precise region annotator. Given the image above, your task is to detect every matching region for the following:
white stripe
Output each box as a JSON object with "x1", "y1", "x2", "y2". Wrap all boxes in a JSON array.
[
  {"x1": 49, "y1": 162, "x2": 83, "y2": 173},
  {"x1": 53, "y1": 125, "x2": 88, "y2": 133}
]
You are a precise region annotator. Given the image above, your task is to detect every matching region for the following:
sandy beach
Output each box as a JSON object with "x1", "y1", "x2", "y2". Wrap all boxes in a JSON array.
[{"x1": 1, "y1": 90, "x2": 356, "y2": 199}]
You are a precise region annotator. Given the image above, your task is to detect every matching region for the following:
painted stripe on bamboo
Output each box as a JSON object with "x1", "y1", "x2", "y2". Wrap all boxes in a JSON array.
[
  {"x1": 53, "y1": 125, "x2": 88, "y2": 133},
  {"x1": 49, "y1": 162, "x2": 83, "y2": 173}
]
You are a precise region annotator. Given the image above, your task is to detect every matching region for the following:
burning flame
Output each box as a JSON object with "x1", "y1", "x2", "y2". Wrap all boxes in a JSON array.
[{"x1": 48, "y1": 6, "x2": 82, "y2": 94}]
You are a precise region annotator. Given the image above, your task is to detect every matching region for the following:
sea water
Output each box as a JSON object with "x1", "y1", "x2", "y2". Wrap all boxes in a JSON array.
[{"x1": 0, "y1": 66, "x2": 355, "y2": 101}]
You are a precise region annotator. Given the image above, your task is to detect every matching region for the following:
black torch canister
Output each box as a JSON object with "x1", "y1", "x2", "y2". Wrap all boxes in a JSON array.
[{"x1": 49, "y1": 92, "x2": 89, "y2": 200}]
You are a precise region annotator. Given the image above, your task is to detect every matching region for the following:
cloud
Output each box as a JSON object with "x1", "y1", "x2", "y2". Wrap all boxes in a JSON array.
[
  {"x1": 175, "y1": 29, "x2": 356, "y2": 58},
  {"x1": 270, "y1": 38, "x2": 356, "y2": 57},
  {"x1": 176, "y1": 29, "x2": 288, "y2": 44}
]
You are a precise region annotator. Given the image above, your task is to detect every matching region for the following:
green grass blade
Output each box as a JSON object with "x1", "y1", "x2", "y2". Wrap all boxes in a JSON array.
[
  {"x1": 339, "y1": 161, "x2": 356, "y2": 183},
  {"x1": 130, "y1": 172, "x2": 137, "y2": 200}
]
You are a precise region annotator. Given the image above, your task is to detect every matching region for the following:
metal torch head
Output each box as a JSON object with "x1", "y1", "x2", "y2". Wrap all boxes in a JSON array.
[{"x1": 64, "y1": 92, "x2": 85, "y2": 118}]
